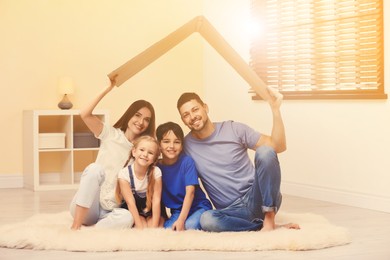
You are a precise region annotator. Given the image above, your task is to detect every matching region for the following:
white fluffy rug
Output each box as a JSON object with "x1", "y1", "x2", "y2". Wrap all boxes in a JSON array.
[{"x1": 0, "y1": 211, "x2": 351, "y2": 252}]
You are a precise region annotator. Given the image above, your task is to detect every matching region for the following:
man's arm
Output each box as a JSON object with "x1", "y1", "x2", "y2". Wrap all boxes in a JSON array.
[{"x1": 254, "y1": 87, "x2": 286, "y2": 153}]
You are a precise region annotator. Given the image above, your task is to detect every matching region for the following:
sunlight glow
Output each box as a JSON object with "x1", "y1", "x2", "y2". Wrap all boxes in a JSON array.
[{"x1": 243, "y1": 17, "x2": 264, "y2": 39}]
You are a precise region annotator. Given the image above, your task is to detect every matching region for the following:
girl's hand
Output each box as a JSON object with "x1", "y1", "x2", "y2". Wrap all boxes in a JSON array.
[
  {"x1": 134, "y1": 223, "x2": 144, "y2": 229},
  {"x1": 134, "y1": 218, "x2": 146, "y2": 229}
]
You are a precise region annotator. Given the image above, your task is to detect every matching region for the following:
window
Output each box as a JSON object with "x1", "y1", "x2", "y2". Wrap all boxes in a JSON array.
[{"x1": 250, "y1": 0, "x2": 387, "y2": 99}]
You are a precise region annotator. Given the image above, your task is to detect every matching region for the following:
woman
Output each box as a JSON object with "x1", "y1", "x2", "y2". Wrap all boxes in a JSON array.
[{"x1": 70, "y1": 76, "x2": 156, "y2": 230}]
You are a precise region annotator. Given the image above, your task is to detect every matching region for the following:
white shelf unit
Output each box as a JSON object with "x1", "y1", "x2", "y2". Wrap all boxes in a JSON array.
[{"x1": 23, "y1": 109, "x2": 109, "y2": 191}]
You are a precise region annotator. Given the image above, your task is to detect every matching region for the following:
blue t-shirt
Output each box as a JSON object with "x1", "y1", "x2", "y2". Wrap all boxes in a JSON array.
[
  {"x1": 183, "y1": 121, "x2": 261, "y2": 209},
  {"x1": 157, "y1": 154, "x2": 212, "y2": 214}
]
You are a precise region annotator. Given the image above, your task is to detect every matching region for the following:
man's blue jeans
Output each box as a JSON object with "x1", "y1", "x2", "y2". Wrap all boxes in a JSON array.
[{"x1": 199, "y1": 146, "x2": 282, "y2": 232}]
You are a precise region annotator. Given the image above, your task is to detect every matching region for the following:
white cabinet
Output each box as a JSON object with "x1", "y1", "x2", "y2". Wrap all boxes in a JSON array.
[{"x1": 23, "y1": 109, "x2": 109, "y2": 191}]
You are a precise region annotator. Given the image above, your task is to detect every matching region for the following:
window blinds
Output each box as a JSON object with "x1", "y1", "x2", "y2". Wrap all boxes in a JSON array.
[{"x1": 250, "y1": 0, "x2": 386, "y2": 99}]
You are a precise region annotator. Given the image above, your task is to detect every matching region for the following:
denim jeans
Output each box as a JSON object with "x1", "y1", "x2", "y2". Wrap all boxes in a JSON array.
[
  {"x1": 199, "y1": 146, "x2": 282, "y2": 232},
  {"x1": 164, "y1": 208, "x2": 208, "y2": 230}
]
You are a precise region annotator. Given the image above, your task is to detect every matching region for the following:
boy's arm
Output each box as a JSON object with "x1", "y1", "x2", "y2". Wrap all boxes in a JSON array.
[{"x1": 172, "y1": 185, "x2": 195, "y2": 231}]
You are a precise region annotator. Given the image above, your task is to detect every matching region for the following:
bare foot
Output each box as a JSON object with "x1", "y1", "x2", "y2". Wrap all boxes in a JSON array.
[
  {"x1": 70, "y1": 205, "x2": 89, "y2": 230},
  {"x1": 70, "y1": 225, "x2": 81, "y2": 231},
  {"x1": 277, "y1": 222, "x2": 300, "y2": 230},
  {"x1": 260, "y1": 211, "x2": 301, "y2": 232},
  {"x1": 260, "y1": 225, "x2": 275, "y2": 232},
  {"x1": 260, "y1": 211, "x2": 276, "y2": 232}
]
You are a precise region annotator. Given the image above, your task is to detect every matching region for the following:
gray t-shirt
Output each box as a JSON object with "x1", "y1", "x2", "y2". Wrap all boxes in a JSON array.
[{"x1": 183, "y1": 121, "x2": 261, "y2": 209}]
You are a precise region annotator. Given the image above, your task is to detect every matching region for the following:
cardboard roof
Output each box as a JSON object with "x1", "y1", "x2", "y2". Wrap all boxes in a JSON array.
[{"x1": 108, "y1": 16, "x2": 270, "y2": 101}]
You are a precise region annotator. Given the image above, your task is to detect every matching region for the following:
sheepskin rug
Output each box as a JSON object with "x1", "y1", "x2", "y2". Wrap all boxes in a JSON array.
[{"x1": 0, "y1": 211, "x2": 351, "y2": 252}]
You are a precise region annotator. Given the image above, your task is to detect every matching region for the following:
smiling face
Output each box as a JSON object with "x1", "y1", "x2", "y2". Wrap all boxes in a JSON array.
[
  {"x1": 159, "y1": 130, "x2": 183, "y2": 165},
  {"x1": 132, "y1": 139, "x2": 159, "y2": 168},
  {"x1": 127, "y1": 107, "x2": 152, "y2": 136},
  {"x1": 179, "y1": 99, "x2": 210, "y2": 133}
]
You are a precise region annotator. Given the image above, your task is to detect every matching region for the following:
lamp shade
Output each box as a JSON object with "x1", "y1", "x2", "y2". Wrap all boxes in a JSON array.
[{"x1": 58, "y1": 77, "x2": 74, "y2": 95}]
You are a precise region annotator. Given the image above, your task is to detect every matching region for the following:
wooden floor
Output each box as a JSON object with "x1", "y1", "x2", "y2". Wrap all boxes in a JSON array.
[{"x1": 0, "y1": 188, "x2": 389, "y2": 260}]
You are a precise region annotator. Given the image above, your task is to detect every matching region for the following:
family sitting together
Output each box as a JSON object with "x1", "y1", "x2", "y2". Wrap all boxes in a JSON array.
[{"x1": 69, "y1": 76, "x2": 300, "y2": 232}]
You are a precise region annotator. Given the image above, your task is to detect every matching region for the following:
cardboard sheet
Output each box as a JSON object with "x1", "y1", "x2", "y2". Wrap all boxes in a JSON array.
[{"x1": 108, "y1": 16, "x2": 271, "y2": 101}]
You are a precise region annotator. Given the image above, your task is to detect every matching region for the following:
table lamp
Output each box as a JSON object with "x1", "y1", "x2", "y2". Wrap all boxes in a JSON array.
[{"x1": 57, "y1": 77, "x2": 74, "y2": 109}]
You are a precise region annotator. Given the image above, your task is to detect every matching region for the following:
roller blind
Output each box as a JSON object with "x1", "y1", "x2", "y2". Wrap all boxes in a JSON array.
[{"x1": 250, "y1": 0, "x2": 386, "y2": 99}]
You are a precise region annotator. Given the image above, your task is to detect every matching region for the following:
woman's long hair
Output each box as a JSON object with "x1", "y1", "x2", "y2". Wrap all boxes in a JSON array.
[
  {"x1": 115, "y1": 135, "x2": 160, "y2": 213},
  {"x1": 113, "y1": 100, "x2": 156, "y2": 137}
]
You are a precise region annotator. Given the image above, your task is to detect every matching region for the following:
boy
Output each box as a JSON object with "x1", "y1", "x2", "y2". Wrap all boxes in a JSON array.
[{"x1": 156, "y1": 122, "x2": 212, "y2": 231}]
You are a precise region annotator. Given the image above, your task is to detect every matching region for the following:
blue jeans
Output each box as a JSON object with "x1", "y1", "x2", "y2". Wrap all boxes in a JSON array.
[
  {"x1": 200, "y1": 146, "x2": 282, "y2": 232},
  {"x1": 164, "y1": 208, "x2": 208, "y2": 230}
]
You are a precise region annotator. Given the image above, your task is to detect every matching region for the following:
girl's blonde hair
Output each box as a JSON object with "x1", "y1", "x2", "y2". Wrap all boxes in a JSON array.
[{"x1": 115, "y1": 135, "x2": 160, "y2": 213}]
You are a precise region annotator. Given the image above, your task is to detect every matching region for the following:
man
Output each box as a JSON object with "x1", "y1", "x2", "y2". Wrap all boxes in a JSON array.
[{"x1": 177, "y1": 87, "x2": 299, "y2": 232}]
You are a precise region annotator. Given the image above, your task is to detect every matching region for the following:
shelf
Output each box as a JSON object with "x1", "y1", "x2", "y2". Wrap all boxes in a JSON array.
[{"x1": 23, "y1": 109, "x2": 109, "y2": 191}]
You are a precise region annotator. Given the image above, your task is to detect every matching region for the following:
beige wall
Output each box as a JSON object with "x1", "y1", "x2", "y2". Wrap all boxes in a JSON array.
[
  {"x1": 1, "y1": 0, "x2": 389, "y2": 212},
  {"x1": 203, "y1": 0, "x2": 390, "y2": 212},
  {"x1": 0, "y1": 0, "x2": 203, "y2": 173}
]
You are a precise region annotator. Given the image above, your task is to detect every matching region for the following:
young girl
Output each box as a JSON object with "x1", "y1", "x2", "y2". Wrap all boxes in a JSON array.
[
  {"x1": 116, "y1": 135, "x2": 165, "y2": 228},
  {"x1": 70, "y1": 76, "x2": 156, "y2": 230},
  {"x1": 156, "y1": 122, "x2": 212, "y2": 231}
]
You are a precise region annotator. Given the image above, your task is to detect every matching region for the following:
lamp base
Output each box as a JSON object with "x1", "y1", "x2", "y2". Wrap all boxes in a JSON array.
[{"x1": 58, "y1": 94, "x2": 73, "y2": 110}]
